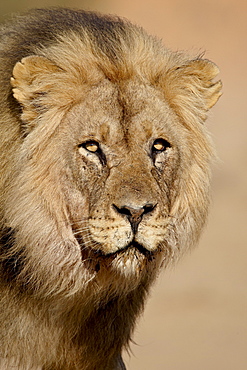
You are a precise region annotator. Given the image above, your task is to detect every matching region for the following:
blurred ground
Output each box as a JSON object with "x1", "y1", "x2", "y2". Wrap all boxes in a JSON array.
[{"x1": 1, "y1": 1, "x2": 246, "y2": 369}]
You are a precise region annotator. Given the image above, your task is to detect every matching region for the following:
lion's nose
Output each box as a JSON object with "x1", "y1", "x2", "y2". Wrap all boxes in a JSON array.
[{"x1": 112, "y1": 203, "x2": 156, "y2": 233}]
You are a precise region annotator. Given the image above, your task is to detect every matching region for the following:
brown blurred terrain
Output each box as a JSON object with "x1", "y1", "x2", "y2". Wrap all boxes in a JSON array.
[{"x1": 1, "y1": 1, "x2": 246, "y2": 369}]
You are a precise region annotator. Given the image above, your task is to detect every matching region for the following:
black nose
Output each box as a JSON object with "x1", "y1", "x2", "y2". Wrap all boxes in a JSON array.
[{"x1": 113, "y1": 203, "x2": 156, "y2": 233}]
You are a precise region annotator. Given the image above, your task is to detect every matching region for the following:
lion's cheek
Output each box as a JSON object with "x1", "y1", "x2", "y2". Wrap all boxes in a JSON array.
[
  {"x1": 88, "y1": 220, "x2": 133, "y2": 254},
  {"x1": 136, "y1": 228, "x2": 165, "y2": 252}
]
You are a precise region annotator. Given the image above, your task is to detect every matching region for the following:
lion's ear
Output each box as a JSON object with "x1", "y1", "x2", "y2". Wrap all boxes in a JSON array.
[
  {"x1": 162, "y1": 59, "x2": 222, "y2": 122},
  {"x1": 11, "y1": 55, "x2": 62, "y2": 123}
]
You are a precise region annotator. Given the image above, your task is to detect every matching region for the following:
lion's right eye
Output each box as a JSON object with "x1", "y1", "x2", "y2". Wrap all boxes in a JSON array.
[
  {"x1": 78, "y1": 140, "x2": 106, "y2": 166},
  {"x1": 79, "y1": 140, "x2": 100, "y2": 153}
]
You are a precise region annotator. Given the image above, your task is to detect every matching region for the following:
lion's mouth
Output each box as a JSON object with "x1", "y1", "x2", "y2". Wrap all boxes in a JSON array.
[
  {"x1": 78, "y1": 238, "x2": 156, "y2": 273},
  {"x1": 80, "y1": 240, "x2": 153, "y2": 259},
  {"x1": 108, "y1": 241, "x2": 153, "y2": 257}
]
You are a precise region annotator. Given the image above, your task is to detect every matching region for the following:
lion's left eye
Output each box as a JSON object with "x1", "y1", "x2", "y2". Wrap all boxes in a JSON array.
[{"x1": 152, "y1": 138, "x2": 171, "y2": 153}]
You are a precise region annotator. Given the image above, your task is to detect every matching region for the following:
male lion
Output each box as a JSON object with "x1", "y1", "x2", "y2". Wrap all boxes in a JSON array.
[{"x1": 0, "y1": 8, "x2": 221, "y2": 370}]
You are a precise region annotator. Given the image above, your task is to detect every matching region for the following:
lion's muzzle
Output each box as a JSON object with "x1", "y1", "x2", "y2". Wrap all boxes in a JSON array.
[{"x1": 112, "y1": 203, "x2": 157, "y2": 234}]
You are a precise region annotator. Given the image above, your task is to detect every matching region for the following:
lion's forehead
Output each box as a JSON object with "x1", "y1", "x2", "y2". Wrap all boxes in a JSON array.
[{"x1": 66, "y1": 78, "x2": 177, "y2": 147}]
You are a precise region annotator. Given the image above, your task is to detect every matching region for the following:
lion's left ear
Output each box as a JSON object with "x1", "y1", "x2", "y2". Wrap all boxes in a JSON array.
[
  {"x1": 161, "y1": 59, "x2": 222, "y2": 122},
  {"x1": 11, "y1": 55, "x2": 62, "y2": 124}
]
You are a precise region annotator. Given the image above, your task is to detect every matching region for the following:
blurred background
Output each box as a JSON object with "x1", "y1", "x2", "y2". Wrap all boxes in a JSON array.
[{"x1": 1, "y1": 1, "x2": 246, "y2": 369}]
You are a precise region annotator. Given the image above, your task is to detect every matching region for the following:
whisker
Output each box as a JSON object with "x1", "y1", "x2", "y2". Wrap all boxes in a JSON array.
[{"x1": 72, "y1": 228, "x2": 91, "y2": 236}]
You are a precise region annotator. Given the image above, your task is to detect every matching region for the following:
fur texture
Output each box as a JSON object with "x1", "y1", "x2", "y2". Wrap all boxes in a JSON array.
[{"x1": 0, "y1": 8, "x2": 222, "y2": 370}]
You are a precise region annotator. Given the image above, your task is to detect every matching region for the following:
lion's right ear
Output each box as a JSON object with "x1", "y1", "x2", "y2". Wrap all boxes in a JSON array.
[{"x1": 11, "y1": 55, "x2": 62, "y2": 124}]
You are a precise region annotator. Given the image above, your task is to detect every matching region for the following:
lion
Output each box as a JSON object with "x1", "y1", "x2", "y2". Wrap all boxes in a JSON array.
[{"x1": 0, "y1": 8, "x2": 222, "y2": 370}]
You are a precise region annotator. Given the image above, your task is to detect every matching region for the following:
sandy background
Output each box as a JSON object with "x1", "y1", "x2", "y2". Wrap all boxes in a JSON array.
[{"x1": 1, "y1": 1, "x2": 246, "y2": 369}]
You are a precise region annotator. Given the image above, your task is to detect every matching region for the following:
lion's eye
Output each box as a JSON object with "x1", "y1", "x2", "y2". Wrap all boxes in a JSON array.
[
  {"x1": 152, "y1": 138, "x2": 171, "y2": 153},
  {"x1": 78, "y1": 140, "x2": 106, "y2": 166},
  {"x1": 79, "y1": 140, "x2": 100, "y2": 153}
]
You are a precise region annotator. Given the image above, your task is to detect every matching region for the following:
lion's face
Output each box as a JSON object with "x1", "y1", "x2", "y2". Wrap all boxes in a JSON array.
[
  {"x1": 55, "y1": 78, "x2": 182, "y2": 277},
  {"x1": 66, "y1": 80, "x2": 178, "y2": 246}
]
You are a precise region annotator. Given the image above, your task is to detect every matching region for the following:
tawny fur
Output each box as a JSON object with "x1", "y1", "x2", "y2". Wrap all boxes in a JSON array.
[{"x1": 0, "y1": 8, "x2": 222, "y2": 370}]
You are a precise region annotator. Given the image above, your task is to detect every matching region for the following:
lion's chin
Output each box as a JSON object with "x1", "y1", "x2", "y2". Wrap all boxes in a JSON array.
[{"x1": 110, "y1": 246, "x2": 146, "y2": 278}]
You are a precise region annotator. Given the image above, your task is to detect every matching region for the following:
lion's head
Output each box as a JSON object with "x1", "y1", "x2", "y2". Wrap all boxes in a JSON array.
[{"x1": 0, "y1": 10, "x2": 222, "y2": 301}]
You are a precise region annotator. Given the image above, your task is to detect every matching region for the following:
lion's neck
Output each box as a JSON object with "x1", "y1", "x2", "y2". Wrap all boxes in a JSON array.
[{"x1": 1, "y1": 282, "x2": 149, "y2": 369}]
